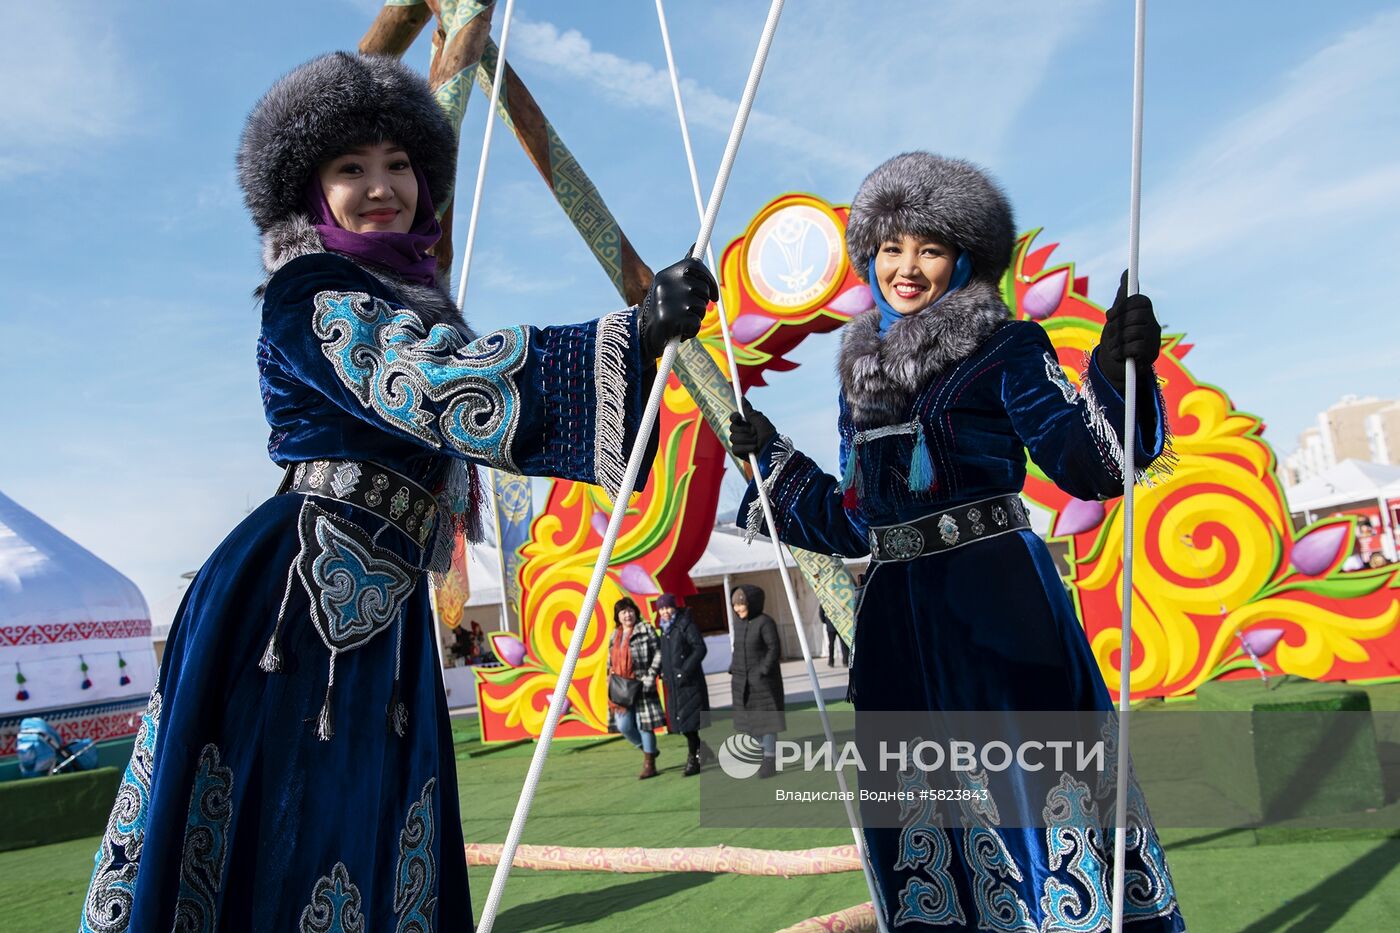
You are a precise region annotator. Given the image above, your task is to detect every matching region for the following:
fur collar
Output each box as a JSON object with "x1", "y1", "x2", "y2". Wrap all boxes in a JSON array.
[
  {"x1": 258, "y1": 214, "x2": 475, "y2": 339},
  {"x1": 838, "y1": 278, "x2": 1009, "y2": 428}
]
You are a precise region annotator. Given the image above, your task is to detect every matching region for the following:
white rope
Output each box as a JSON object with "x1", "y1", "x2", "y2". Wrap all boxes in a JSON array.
[
  {"x1": 476, "y1": 3, "x2": 787, "y2": 928},
  {"x1": 654, "y1": 2, "x2": 887, "y2": 927},
  {"x1": 454, "y1": 0, "x2": 517, "y2": 312},
  {"x1": 1111, "y1": 2, "x2": 1146, "y2": 931}
]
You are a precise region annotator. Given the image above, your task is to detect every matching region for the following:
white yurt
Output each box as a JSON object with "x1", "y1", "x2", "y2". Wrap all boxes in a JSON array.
[{"x1": 0, "y1": 490, "x2": 157, "y2": 761}]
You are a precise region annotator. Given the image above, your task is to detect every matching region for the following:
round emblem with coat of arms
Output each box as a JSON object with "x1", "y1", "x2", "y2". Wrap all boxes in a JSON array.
[{"x1": 741, "y1": 198, "x2": 847, "y2": 312}]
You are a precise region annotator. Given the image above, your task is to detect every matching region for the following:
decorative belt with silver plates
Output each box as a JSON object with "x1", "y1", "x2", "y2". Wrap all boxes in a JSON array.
[
  {"x1": 868, "y1": 494, "x2": 1030, "y2": 563},
  {"x1": 281, "y1": 459, "x2": 439, "y2": 548}
]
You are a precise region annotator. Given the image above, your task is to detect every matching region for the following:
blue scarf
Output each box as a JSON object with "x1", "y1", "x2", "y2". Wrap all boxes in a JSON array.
[{"x1": 872, "y1": 251, "x2": 973, "y2": 336}]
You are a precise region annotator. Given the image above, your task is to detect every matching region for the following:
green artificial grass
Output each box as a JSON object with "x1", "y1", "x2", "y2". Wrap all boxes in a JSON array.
[{"x1": 4, "y1": 708, "x2": 1400, "y2": 930}]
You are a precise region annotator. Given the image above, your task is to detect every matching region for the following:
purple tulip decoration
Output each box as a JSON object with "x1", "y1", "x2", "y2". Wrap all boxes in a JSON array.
[
  {"x1": 828, "y1": 284, "x2": 875, "y2": 317},
  {"x1": 546, "y1": 691, "x2": 572, "y2": 716},
  {"x1": 731, "y1": 313, "x2": 777, "y2": 343},
  {"x1": 1238, "y1": 628, "x2": 1285, "y2": 658},
  {"x1": 618, "y1": 563, "x2": 659, "y2": 595},
  {"x1": 1290, "y1": 523, "x2": 1350, "y2": 576},
  {"x1": 492, "y1": 633, "x2": 528, "y2": 668},
  {"x1": 1054, "y1": 498, "x2": 1106, "y2": 536},
  {"x1": 1022, "y1": 269, "x2": 1069, "y2": 320},
  {"x1": 591, "y1": 513, "x2": 610, "y2": 539}
]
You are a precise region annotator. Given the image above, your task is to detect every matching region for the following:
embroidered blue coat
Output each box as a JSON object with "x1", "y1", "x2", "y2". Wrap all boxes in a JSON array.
[
  {"x1": 80, "y1": 251, "x2": 652, "y2": 932},
  {"x1": 739, "y1": 320, "x2": 1185, "y2": 931}
]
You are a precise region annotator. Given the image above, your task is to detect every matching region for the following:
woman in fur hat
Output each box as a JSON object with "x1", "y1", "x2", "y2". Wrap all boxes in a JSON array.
[
  {"x1": 728, "y1": 153, "x2": 1184, "y2": 930},
  {"x1": 79, "y1": 52, "x2": 714, "y2": 932}
]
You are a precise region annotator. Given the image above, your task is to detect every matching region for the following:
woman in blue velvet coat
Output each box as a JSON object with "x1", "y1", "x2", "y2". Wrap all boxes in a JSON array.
[
  {"x1": 78, "y1": 52, "x2": 715, "y2": 932},
  {"x1": 728, "y1": 153, "x2": 1185, "y2": 931}
]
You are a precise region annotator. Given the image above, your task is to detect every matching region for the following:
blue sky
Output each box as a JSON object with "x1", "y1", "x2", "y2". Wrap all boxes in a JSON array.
[{"x1": 4, "y1": 0, "x2": 1398, "y2": 626}]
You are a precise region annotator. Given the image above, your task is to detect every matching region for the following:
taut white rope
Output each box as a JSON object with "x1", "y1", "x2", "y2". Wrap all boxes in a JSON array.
[
  {"x1": 476, "y1": 3, "x2": 788, "y2": 929},
  {"x1": 1111, "y1": 2, "x2": 1147, "y2": 931},
  {"x1": 454, "y1": 0, "x2": 517, "y2": 311},
  {"x1": 654, "y1": 2, "x2": 886, "y2": 927}
]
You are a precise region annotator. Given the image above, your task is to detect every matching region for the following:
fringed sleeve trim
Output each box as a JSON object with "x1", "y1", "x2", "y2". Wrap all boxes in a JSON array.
[
  {"x1": 1079, "y1": 351, "x2": 1176, "y2": 488},
  {"x1": 593, "y1": 309, "x2": 634, "y2": 501}
]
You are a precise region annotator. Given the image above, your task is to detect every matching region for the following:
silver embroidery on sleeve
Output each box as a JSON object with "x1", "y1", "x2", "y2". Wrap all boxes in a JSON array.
[{"x1": 593, "y1": 309, "x2": 634, "y2": 502}]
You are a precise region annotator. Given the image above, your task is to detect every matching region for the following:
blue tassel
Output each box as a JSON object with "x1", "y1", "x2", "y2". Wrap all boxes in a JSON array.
[
  {"x1": 839, "y1": 447, "x2": 856, "y2": 493},
  {"x1": 909, "y1": 427, "x2": 935, "y2": 493}
]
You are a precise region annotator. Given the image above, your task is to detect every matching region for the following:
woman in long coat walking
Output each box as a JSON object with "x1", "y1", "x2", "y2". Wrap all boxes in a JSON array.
[
  {"x1": 728, "y1": 584, "x2": 785, "y2": 778},
  {"x1": 655, "y1": 593, "x2": 711, "y2": 775}
]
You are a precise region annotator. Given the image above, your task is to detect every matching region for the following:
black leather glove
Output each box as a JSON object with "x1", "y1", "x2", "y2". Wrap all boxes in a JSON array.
[
  {"x1": 640, "y1": 256, "x2": 717, "y2": 359},
  {"x1": 1097, "y1": 270, "x2": 1161, "y2": 392},
  {"x1": 728, "y1": 401, "x2": 776, "y2": 458}
]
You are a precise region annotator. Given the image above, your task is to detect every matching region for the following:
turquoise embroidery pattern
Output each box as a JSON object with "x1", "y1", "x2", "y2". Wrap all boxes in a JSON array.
[
  {"x1": 313, "y1": 290, "x2": 528, "y2": 471},
  {"x1": 1096, "y1": 718, "x2": 1180, "y2": 921},
  {"x1": 881, "y1": 734, "x2": 1180, "y2": 931},
  {"x1": 1121, "y1": 782, "x2": 1179, "y2": 920},
  {"x1": 299, "y1": 862, "x2": 365, "y2": 933},
  {"x1": 1039, "y1": 775, "x2": 1111, "y2": 932},
  {"x1": 81, "y1": 690, "x2": 161, "y2": 933},
  {"x1": 893, "y1": 763, "x2": 965, "y2": 926},
  {"x1": 173, "y1": 744, "x2": 234, "y2": 933},
  {"x1": 295, "y1": 503, "x2": 416, "y2": 654},
  {"x1": 394, "y1": 777, "x2": 437, "y2": 933}
]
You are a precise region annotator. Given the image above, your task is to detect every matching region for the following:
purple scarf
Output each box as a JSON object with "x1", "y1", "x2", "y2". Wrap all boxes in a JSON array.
[{"x1": 305, "y1": 163, "x2": 442, "y2": 286}]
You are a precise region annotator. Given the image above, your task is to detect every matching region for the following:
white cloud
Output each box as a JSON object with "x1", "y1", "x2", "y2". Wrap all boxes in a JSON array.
[
  {"x1": 508, "y1": 16, "x2": 871, "y2": 171},
  {"x1": 0, "y1": 5, "x2": 138, "y2": 173},
  {"x1": 743, "y1": 0, "x2": 1106, "y2": 171},
  {"x1": 1070, "y1": 7, "x2": 1400, "y2": 279}
]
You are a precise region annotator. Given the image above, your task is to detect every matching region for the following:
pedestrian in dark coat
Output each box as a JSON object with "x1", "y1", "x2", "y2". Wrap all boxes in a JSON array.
[
  {"x1": 728, "y1": 584, "x2": 784, "y2": 777},
  {"x1": 656, "y1": 594, "x2": 711, "y2": 775},
  {"x1": 820, "y1": 606, "x2": 849, "y2": 667}
]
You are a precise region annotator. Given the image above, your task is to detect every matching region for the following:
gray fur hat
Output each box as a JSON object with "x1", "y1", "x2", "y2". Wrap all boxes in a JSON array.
[
  {"x1": 237, "y1": 52, "x2": 457, "y2": 233},
  {"x1": 845, "y1": 152, "x2": 1014, "y2": 284}
]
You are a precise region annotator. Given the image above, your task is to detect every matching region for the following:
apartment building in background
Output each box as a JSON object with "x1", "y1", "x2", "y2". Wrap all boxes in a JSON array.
[{"x1": 1281, "y1": 394, "x2": 1396, "y2": 486}]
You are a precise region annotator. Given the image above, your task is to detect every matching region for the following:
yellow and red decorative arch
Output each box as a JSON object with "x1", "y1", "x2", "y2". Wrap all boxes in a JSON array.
[{"x1": 474, "y1": 196, "x2": 1400, "y2": 741}]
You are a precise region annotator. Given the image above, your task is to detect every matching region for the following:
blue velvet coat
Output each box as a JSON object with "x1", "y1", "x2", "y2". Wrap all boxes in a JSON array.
[
  {"x1": 739, "y1": 319, "x2": 1185, "y2": 931},
  {"x1": 79, "y1": 251, "x2": 651, "y2": 932}
]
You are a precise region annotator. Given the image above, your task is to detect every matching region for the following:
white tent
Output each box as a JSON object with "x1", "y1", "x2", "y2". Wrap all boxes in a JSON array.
[
  {"x1": 0, "y1": 490, "x2": 156, "y2": 757},
  {"x1": 1284, "y1": 459, "x2": 1400, "y2": 562},
  {"x1": 1284, "y1": 459, "x2": 1400, "y2": 514}
]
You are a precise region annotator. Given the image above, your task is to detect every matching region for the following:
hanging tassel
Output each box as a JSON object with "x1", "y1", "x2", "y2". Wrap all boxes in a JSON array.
[
  {"x1": 845, "y1": 455, "x2": 866, "y2": 510},
  {"x1": 80, "y1": 656, "x2": 92, "y2": 690},
  {"x1": 840, "y1": 445, "x2": 862, "y2": 510},
  {"x1": 316, "y1": 649, "x2": 338, "y2": 741},
  {"x1": 386, "y1": 615, "x2": 407, "y2": 737},
  {"x1": 117, "y1": 653, "x2": 131, "y2": 686},
  {"x1": 386, "y1": 680, "x2": 407, "y2": 737},
  {"x1": 258, "y1": 632, "x2": 286, "y2": 674},
  {"x1": 908, "y1": 425, "x2": 936, "y2": 493},
  {"x1": 260, "y1": 564, "x2": 298, "y2": 674},
  {"x1": 15, "y1": 663, "x2": 28, "y2": 702}
]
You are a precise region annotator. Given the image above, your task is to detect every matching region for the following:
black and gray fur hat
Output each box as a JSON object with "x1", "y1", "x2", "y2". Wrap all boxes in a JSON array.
[
  {"x1": 237, "y1": 52, "x2": 457, "y2": 233},
  {"x1": 845, "y1": 152, "x2": 1015, "y2": 285}
]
